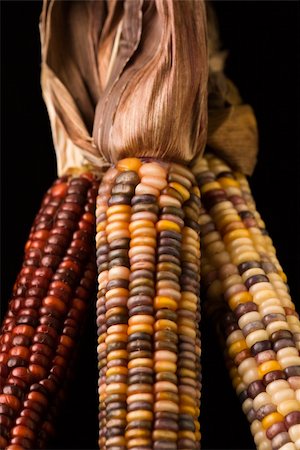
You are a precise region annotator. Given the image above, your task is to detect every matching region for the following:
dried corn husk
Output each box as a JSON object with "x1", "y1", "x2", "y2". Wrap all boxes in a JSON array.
[
  {"x1": 204, "y1": 2, "x2": 258, "y2": 175},
  {"x1": 39, "y1": 0, "x2": 109, "y2": 175},
  {"x1": 40, "y1": 0, "x2": 208, "y2": 175},
  {"x1": 40, "y1": 0, "x2": 258, "y2": 176}
]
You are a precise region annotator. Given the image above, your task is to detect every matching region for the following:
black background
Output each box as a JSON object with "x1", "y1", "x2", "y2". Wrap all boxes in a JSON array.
[{"x1": 1, "y1": 1, "x2": 299, "y2": 449}]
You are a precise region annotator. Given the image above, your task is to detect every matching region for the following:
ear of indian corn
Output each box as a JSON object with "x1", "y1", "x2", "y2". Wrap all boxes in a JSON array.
[
  {"x1": 0, "y1": 172, "x2": 99, "y2": 449},
  {"x1": 96, "y1": 158, "x2": 202, "y2": 450},
  {"x1": 195, "y1": 153, "x2": 300, "y2": 450}
]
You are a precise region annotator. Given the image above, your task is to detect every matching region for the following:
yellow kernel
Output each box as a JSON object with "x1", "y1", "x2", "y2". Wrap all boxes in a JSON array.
[
  {"x1": 154, "y1": 319, "x2": 177, "y2": 333},
  {"x1": 127, "y1": 438, "x2": 152, "y2": 448},
  {"x1": 200, "y1": 181, "x2": 221, "y2": 193},
  {"x1": 107, "y1": 205, "x2": 131, "y2": 217},
  {"x1": 279, "y1": 271, "x2": 288, "y2": 283},
  {"x1": 218, "y1": 177, "x2": 239, "y2": 188},
  {"x1": 128, "y1": 358, "x2": 153, "y2": 369},
  {"x1": 228, "y1": 291, "x2": 253, "y2": 310},
  {"x1": 192, "y1": 186, "x2": 201, "y2": 197},
  {"x1": 127, "y1": 410, "x2": 153, "y2": 422},
  {"x1": 156, "y1": 220, "x2": 181, "y2": 233},
  {"x1": 178, "y1": 431, "x2": 196, "y2": 441},
  {"x1": 154, "y1": 361, "x2": 177, "y2": 373},
  {"x1": 181, "y1": 292, "x2": 198, "y2": 303},
  {"x1": 178, "y1": 300, "x2": 197, "y2": 312},
  {"x1": 169, "y1": 182, "x2": 190, "y2": 201},
  {"x1": 183, "y1": 227, "x2": 199, "y2": 240},
  {"x1": 261, "y1": 412, "x2": 285, "y2": 430},
  {"x1": 128, "y1": 315, "x2": 155, "y2": 326},
  {"x1": 258, "y1": 360, "x2": 282, "y2": 378},
  {"x1": 98, "y1": 334, "x2": 106, "y2": 344},
  {"x1": 180, "y1": 404, "x2": 196, "y2": 415},
  {"x1": 117, "y1": 157, "x2": 142, "y2": 172},
  {"x1": 154, "y1": 296, "x2": 178, "y2": 311},
  {"x1": 129, "y1": 220, "x2": 155, "y2": 233},
  {"x1": 218, "y1": 214, "x2": 242, "y2": 230},
  {"x1": 178, "y1": 368, "x2": 196, "y2": 379},
  {"x1": 105, "y1": 288, "x2": 129, "y2": 300},
  {"x1": 232, "y1": 375, "x2": 243, "y2": 389},
  {"x1": 107, "y1": 350, "x2": 128, "y2": 362},
  {"x1": 130, "y1": 237, "x2": 156, "y2": 247},
  {"x1": 223, "y1": 229, "x2": 250, "y2": 245},
  {"x1": 125, "y1": 429, "x2": 151, "y2": 439},
  {"x1": 229, "y1": 366, "x2": 238, "y2": 378},
  {"x1": 106, "y1": 436, "x2": 126, "y2": 447},
  {"x1": 180, "y1": 394, "x2": 196, "y2": 406},
  {"x1": 107, "y1": 212, "x2": 131, "y2": 223},
  {"x1": 228, "y1": 340, "x2": 248, "y2": 359},
  {"x1": 96, "y1": 221, "x2": 106, "y2": 232}
]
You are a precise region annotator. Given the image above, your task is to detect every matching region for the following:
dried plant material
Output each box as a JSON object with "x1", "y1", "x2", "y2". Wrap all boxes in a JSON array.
[
  {"x1": 40, "y1": 0, "x2": 257, "y2": 177},
  {"x1": 40, "y1": 0, "x2": 208, "y2": 174},
  {"x1": 93, "y1": 0, "x2": 208, "y2": 165},
  {"x1": 39, "y1": 0, "x2": 110, "y2": 175},
  {"x1": 205, "y1": 1, "x2": 258, "y2": 175},
  {"x1": 207, "y1": 104, "x2": 258, "y2": 176}
]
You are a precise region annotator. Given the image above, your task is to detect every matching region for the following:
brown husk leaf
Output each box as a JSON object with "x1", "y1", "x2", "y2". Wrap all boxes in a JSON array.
[
  {"x1": 40, "y1": 0, "x2": 258, "y2": 177},
  {"x1": 203, "y1": 2, "x2": 259, "y2": 175}
]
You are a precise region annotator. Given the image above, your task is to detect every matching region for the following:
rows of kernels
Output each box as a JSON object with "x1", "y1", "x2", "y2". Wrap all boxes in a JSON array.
[
  {"x1": 199, "y1": 204, "x2": 273, "y2": 449},
  {"x1": 95, "y1": 158, "x2": 202, "y2": 450},
  {"x1": 0, "y1": 174, "x2": 98, "y2": 449},
  {"x1": 203, "y1": 155, "x2": 300, "y2": 388},
  {"x1": 207, "y1": 157, "x2": 300, "y2": 386},
  {"x1": 214, "y1": 163, "x2": 300, "y2": 350},
  {"x1": 196, "y1": 155, "x2": 300, "y2": 449},
  {"x1": 0, "y1": 178, "x2": 68, "y2": 360},
  {"x1": 236, "y1": 174, "x2": 300, "y2": 354},
  {"x1": 132, "y1": 162, "x2": 177, "y2": 449},
  {"x1": 153, "y1": 163, "x2": 183, "y2": 450},
  {"x1": 96, "y1": 167, "x2": 119, "y2": 450},
  {"x1": 225, "y1": 321, "x2": 272, "y2": 450},
  {"x1": 108, "y1": 164, "x2": 140, "y2": 450},
  {"x1": 127, "y1": 161, "x2": 160, "y2": 450},
  {"x1": 213, "y1": 162, "x2": 299, "y2": 446},
  {"x1": 179, "y1": 177, "x2": 202, "y2": 450}
]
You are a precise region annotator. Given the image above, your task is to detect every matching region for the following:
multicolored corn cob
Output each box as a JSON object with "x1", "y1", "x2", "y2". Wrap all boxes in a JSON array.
[
  {"x1": 196, "y1": 153, "x2": 300, "y2": 450},
  {"x1": 96, "y1": 158, "x2": 202, "y2": 450},
  {"x1": 0, "y1": 172, "x2": 99, "y2": 449}
]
